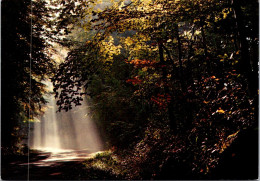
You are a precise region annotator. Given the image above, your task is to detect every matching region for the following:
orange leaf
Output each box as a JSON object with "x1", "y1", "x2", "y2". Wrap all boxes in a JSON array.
[{"x1": 216, "y1": 109, "x2": 225, "y2": 114}]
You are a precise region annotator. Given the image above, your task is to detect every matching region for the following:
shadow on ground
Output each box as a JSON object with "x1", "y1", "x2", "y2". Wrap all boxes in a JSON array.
[{"x1": 2, "y1": 150, "x2": 122, "y2": 180}]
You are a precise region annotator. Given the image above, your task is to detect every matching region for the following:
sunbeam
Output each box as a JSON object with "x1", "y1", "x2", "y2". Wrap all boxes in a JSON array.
[{"x1": 30, "y1": 81, "x2": 103, "y2": 162}]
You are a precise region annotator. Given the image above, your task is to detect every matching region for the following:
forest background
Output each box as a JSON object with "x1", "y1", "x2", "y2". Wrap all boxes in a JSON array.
[{"x1": 1, "y1": 0, "x2": 258, "y2": 179}]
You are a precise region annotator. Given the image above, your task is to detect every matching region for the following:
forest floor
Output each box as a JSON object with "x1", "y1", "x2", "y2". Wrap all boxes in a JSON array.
[{"x1": 1, "y1": 150, "x2": 125, "y2": 180}]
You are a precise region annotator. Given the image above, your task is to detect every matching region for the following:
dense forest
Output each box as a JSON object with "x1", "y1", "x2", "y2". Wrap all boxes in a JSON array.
[{"x1": 2, "y1": 0, "x2": 259, "y2": 180}]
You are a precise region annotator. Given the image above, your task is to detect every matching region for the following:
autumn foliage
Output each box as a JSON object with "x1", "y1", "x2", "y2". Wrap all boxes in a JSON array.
[{"x1": 2, "y1": 0, "x2": 257, "y2": 180}]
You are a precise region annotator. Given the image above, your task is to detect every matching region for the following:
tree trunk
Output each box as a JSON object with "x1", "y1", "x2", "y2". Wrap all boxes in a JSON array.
[
  {"x1": 158, "y1": 41, "x2": 176, "y2": 132},
  {"x1": 231, "y1": 0, "x2": 257, "y2": 97},
  {"x1": 175, "y1": 24, "x2": 185, "y2": 91},
  {"x1": 200, "y1": 22, "x2": 211, "y2": 72}
]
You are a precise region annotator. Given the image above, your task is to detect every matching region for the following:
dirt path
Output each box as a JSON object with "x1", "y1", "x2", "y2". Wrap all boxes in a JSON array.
[{"x1": 2, "y1": 150, "x2": 120, "y2": 180}]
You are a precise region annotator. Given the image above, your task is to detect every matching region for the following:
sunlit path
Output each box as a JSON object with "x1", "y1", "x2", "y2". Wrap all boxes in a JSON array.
[
  {"x1": 24, "y1": 149, "x2": 104, "y2": 167},
  {"x1": 3, "y1": 150, "x2": 122, "y2": 180}
]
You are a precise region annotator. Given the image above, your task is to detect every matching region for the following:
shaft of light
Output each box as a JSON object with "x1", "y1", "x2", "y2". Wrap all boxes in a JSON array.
[{"x1": 30, "y1": 81, "x2": 103, "y2": 155}]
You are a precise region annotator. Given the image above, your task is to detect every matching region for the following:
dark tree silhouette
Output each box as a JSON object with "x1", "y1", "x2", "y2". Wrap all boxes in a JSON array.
[{"x1": 1, "y1": 0, "x2": 55, "y2": 151}]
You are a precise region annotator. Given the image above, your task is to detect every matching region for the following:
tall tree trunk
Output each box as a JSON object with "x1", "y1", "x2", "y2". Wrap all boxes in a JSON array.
[
  {"x1": 158, "y1": 41, "x2": 176, "y2": 132},
  {"x1": 187, "y1": 26, "x2": 195, "y2": 64},
  {"x1": 200, "y1": 22, "x2": 211, "y2": 72},
  {"x1": 231, "y1": 0, "x2": 251, "y2": 71},
  {"x1": 175, "y1": 24, "x2": 185, "y2": 91},
  {"x1": 159, "y1": 42, "x2": 167, "y2": 80},
  {"x1": 187, "y1": 25, "x2": 195, "y2": 82},
  {"x1": 231, "y1": 0, "x2": 257, "y2": 97}
]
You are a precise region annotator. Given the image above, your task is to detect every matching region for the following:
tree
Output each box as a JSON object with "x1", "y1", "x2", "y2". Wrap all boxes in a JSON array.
[
  {"x1": 51, "y1": 0, "x2": 258, "y2": 178},
  {"x1": 1, "y1": 0, "x2": 55, "y2": 151}
]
